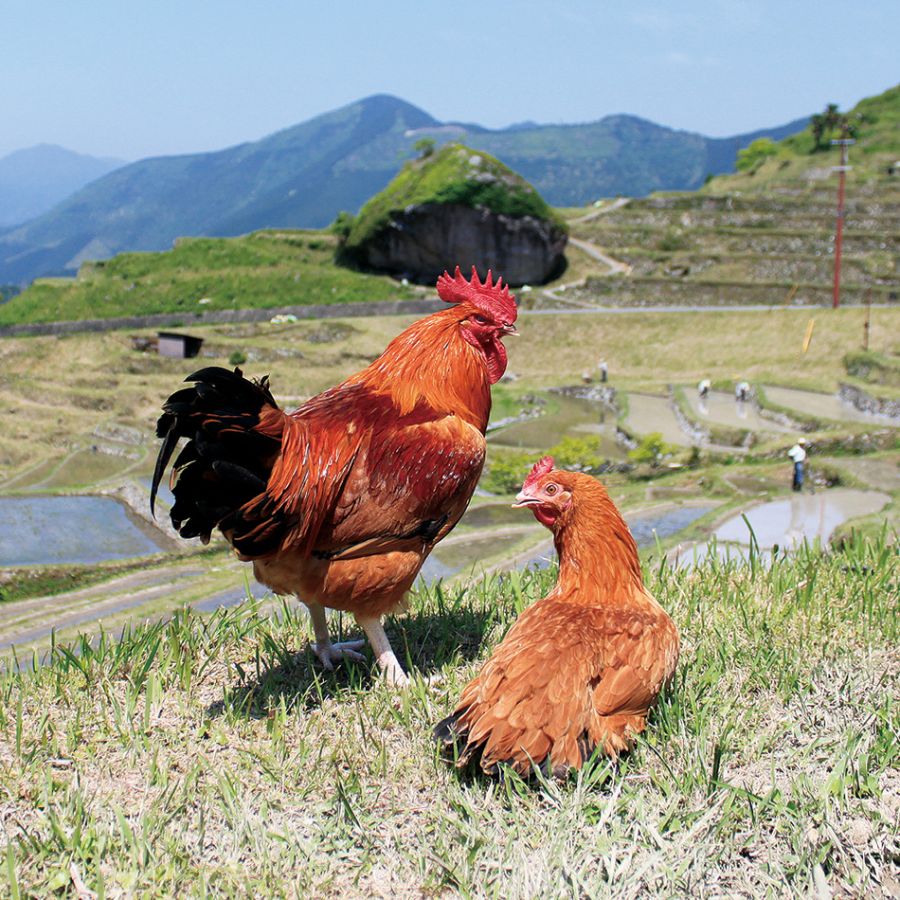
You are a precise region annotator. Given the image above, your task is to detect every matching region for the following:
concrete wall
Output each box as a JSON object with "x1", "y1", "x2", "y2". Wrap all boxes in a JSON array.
[{"x1": 0, "y1": 298, "x2": 445, "y2": 339}]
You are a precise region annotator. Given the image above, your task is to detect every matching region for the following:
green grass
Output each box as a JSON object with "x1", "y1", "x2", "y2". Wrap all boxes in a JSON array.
[
  {"x1": 0, "y1": 533, "x2": 896, "y2": 896},
  {"x1": 0, "y1": 231, "x2": 417, "y2": 327}
]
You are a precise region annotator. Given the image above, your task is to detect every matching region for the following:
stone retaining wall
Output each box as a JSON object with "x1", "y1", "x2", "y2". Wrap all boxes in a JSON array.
[
  {"x1": 838, "y1": 383, "x2": 900, "y2": 420},
  {"x1": 0, "y1": 298, "x2": 444, "y2": 339}
]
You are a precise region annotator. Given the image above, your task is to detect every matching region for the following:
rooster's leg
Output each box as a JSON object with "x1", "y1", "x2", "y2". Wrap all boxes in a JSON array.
[
  {"x1": 355, "y1": 615, "x2": 409, "y2": 686},
  {"x1": 306, "y1": 602, "x2": 365, "y2": 670}
]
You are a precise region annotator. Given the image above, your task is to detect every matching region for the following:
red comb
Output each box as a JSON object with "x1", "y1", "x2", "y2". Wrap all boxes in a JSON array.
[
  {"x1": 436, "y1": 266, "x2": 517, "y2": 323},
  {"x1": 523, "y1": 456, "x2": 554, "y2": 490}
]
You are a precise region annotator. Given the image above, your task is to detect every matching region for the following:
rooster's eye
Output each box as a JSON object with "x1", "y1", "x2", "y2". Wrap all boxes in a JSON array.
[
  {"x1": 546, "y1": 484, "x2": 558, "y2": 495},
  {"x1": 472, "y1": 314, "x2": 489, "y2": 325}
]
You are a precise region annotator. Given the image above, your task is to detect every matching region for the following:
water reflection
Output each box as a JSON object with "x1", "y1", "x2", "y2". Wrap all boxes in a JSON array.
[
  {"x1": 488, "y1": 394, "x2": 624, "y2": 456},
  {"x1": 0, "y1": 495, "x2": 166, "y2": 566},
  {"x1": 674, "y1": 488, "x2": 889, "y2": 565}
]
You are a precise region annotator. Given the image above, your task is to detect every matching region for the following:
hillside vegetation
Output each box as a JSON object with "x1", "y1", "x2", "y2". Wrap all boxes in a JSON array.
[
  {"x1": 0, "y1": 231, "x2": 416, "y2": 326},
  {"x1": 710, "y1": 84, "x2": 900, "y2": 192}
]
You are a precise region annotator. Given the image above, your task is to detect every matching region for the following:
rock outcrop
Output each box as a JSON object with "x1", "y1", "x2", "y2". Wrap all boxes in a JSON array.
[
  {"x1": 341, "y1": 143, "x2": 567, "y2": 285},
  {"x1": 355, "y1": 202, "x2": 567, "y2": 285}
]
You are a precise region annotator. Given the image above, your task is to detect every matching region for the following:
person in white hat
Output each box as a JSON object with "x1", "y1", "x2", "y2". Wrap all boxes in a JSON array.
[{"x1": 787, "y1": 437, "x2": 808, "y2": 492}]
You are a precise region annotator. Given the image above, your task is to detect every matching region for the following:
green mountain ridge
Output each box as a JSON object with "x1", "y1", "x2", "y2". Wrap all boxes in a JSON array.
[{"x1": 0, "y1": 94, "x2": 808, "y2": 287}]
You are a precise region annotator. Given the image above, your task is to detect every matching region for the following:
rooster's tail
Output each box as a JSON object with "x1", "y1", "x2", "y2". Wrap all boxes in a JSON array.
[{"x1": 151, "y1": 366, "x2": 281, "y2": 543}]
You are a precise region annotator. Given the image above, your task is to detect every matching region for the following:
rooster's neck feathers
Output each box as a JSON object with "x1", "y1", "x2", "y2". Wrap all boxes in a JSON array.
[{"x1": 350, "y1": 308, "x2": 492, "y2": 430}]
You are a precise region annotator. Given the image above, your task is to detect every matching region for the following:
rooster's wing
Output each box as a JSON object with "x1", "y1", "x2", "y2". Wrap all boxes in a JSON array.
[{"x1": 224, "y1": 382, "x2": 486, "y2": 560}]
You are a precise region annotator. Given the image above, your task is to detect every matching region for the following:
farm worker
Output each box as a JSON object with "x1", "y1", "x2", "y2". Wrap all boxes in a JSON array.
[
  {"x1": 788, "y1": 438, "x2": 808, "y2": 492},
  {"x1": 697, "y1": 379, "x2": 710, "y2": 398},
  {"x1": 598, "y1": 360, "x2": 608, "y2": 383},
  {"x1": 735, "y1": 381, "x2": 751, "y2": 402}
]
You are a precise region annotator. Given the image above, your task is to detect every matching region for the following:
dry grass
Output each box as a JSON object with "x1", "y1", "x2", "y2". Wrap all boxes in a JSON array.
[{"x1": 1, "y1": 306, "x2": 896, "y2": 485}]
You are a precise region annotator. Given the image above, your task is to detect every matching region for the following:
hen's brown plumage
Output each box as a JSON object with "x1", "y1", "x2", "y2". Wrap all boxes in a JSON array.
[
  {"x1": 435, "y1": 458, "x2": 679, "y2": 775},
  {"x1": 151, "y1": 268, "x2": 517, "y2": 684}
]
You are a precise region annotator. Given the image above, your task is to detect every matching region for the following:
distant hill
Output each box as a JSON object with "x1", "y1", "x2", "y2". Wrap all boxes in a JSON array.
[
  {"x1": 0, "y1": 144, "x2": 125, "y2": 229},
  {"x1": 0, "y1": 95, "x2": 808, "y2": 286}
]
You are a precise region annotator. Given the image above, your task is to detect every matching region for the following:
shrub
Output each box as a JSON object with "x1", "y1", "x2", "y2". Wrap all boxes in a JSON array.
[
  {"x1": 228, "y1": 350, "x2": 247, "y2": 367},
  {"x1": 628, "y1": 432, "x2": 678, "y2": 467},
  {"x1": 736, "y1": 138, "x2": 778, "y2": 173}
]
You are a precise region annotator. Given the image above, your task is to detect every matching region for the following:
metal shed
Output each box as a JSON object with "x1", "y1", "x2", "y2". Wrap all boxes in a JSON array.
[{"x1": 157, "y1": 332, "x2": 203, "y2": 359}]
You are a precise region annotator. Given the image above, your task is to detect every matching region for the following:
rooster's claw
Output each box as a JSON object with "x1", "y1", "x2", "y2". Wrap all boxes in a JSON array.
[{"x1": 311, "y1": 639, "x2": 366, "y2": 670}]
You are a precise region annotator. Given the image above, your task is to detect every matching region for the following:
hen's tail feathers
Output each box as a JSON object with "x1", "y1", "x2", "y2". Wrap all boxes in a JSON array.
[
  {"x1": 151, "y1": 366, "x2": 280, "y2": 544},
  {"x1": 433, "y1": 708, "x2": 609, "y2": 779},
  {"x1": 433, "y1": 711, "x2": 483, "y2": 770}
]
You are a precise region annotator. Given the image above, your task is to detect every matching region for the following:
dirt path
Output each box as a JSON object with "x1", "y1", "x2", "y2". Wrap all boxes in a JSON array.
[
  {"x1": 568, "y1": 197, "x2": 631, "y2": 224},
  {"x1": 540, "y1": 231, "x2": 633, "y2": 309}
]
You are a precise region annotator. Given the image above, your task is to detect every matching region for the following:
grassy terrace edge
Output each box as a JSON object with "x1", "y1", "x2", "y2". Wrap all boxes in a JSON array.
[
  {"x1": 0, "y1": 532, "x2": 897, "y2": 896},
  {"x1": 0, "y1": 231, "x2": 419, "y2": 327}
]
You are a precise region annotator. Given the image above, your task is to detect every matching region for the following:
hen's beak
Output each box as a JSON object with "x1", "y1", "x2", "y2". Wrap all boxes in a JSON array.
[
  {"x1": 512, "y1": 489, "x2": 539, "y2": 508},
  {"x1": 499, "y1": 323, "x2": 518, "y2": 336}
]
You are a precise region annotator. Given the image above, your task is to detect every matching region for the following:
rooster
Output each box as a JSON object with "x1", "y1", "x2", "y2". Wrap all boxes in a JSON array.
[
  {"x1": 434, "y1": 456, "x2": 679, "y2": 775},
  {"x1": 151, "y1": 267, "x2": 517, "y2": 685}
]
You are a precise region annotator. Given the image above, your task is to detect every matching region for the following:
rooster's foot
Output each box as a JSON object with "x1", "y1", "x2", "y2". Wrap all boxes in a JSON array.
[{"x1": 311, "y1": 639, "x2": 366, "y2": 671}]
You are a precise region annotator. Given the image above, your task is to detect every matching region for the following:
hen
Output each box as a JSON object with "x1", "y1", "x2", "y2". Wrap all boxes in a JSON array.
[
  {"x1": 435, "y1": 456, "x2": 679, "y2": 775},
  {"x1": 151, "y1": 267, "x2": 517, "y2": 685}
]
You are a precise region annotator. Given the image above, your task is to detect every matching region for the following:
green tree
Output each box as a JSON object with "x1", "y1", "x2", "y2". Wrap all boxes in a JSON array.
[
  {"x1": 736, "y1": 137, "x2": 778, "y2": 172},
  {"x1": 414, "y1": 137, "x2": 436, "y2": 159}
]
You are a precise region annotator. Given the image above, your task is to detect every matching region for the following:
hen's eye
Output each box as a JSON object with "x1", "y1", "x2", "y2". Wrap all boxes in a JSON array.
[
  {"x1": 546, "y1": 484, "x2": 558, "y2": 495},
  {"x1": 472, "y1": 314, "x2": 489, "y2": 325}
]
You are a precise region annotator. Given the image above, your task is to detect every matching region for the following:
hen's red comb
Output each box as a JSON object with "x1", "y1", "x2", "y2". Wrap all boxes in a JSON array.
[
  {"x1": 523, "y1": 456, "x2": 555, "y2": 490},
  {"x1": 436, "y1": 266, "x2": 517, "y2": 323}
]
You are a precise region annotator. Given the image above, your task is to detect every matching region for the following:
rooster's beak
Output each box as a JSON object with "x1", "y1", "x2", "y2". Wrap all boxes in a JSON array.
[
  {"x1": 512, "y1": 490, "x2": 539, "y2": 508},
  {"x1": 500, "y1": 323, "x2": 518, "y2": 336}
]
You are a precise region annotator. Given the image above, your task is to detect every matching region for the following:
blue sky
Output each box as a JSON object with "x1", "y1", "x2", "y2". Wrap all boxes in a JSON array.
[{"x1": 4, "y1": 0, "x2": 898, "y2": 161}]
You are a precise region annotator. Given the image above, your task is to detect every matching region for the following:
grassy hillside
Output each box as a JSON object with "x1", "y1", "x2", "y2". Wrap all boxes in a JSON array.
[
  {"x1": 342, "y1": 142, "x2": 565, "y2": 256},
  {"x1": 0, "y1": 534, "x2": 896, "y2": 896},
  {"x1": 0, "y1": 231, "x2": 416, "y2": 326},
  {"x1": 707, "y1": 84, "x2": 900, "y2": 192}
]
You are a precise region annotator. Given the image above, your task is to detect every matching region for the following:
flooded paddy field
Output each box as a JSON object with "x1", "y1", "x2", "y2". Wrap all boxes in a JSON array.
[
  {"x1": 673, "y1": 488, "x2": 890, "y2": 565},
  {"x1": 624, "y1": 393, "x2": 691, "y2": 446},
  {"x1": 686, "y1": 389, "x2": 792, "y2": 434},
  {"x1": 763, "y1": 384, "x2": 898, "y2": 425},
  {"x1": 0, "y1": 494, "x2": 167, "y2": 567},
  {"x1": 488, "y1": 393, "x2": 624, "y2": 455}
]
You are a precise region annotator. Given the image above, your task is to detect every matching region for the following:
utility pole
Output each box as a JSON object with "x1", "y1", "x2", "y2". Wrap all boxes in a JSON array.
[
  {"x1": 863, "y1": 289, "x2": 871, "y2": 350},
  {"x1": 831, "y1": 133, "x2": 854, "y2": 309}
]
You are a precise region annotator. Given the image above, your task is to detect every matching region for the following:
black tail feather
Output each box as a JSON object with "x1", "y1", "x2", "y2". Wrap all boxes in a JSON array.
[
  {"x1": 151, "y1": 366, "x2": 281, "y2": 543},
  {"x1": 150, "y1": 422, "x2": 179, "y2": 517}
]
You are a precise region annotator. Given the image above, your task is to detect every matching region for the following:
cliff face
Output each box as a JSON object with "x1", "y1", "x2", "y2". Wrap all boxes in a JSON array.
[{"x1": 354, "y1": 202, "x2": 567, "y2": 285}]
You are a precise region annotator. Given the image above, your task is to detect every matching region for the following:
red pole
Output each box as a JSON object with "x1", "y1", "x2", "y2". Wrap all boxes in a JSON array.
[
  {"x1": 831, "y1": 137, "x2": 853, "y2": 309},
  {"x1": 832, "y1": 151, "x2": 846, "y2": 309}
]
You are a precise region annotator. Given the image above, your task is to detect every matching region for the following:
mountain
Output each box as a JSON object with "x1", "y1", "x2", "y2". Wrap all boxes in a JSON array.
[
  {"x1": 0, "y1": 144, "x2": 125, "y2": 229},
  {"x1": 0, "y1": 95, "x2": 807, "y2": 287}
]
